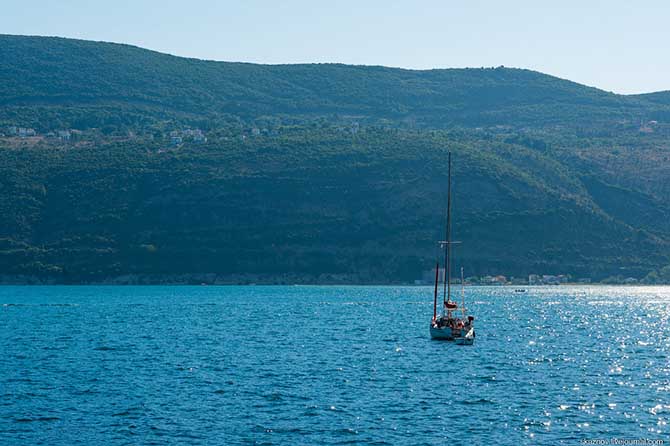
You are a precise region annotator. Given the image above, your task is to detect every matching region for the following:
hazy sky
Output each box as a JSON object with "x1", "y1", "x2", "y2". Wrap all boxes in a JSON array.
[{"x1": 3, "y1": 0, "x2": 669, "y2": 94}]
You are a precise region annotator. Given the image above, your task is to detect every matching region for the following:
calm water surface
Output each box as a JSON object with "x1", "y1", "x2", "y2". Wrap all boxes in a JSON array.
[{"x1": 1, "y1": 285, "x2": 669, "y2": 445}]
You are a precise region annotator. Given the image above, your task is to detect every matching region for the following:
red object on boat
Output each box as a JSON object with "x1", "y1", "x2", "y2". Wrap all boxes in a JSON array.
[{"x1": 445, "y1": 301, "x2": 458, "y2": 310}]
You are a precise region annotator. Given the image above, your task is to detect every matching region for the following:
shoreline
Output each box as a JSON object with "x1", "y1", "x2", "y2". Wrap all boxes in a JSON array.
[{"x1": 0, "y1": 281, "x2": 667, "y2": 287}]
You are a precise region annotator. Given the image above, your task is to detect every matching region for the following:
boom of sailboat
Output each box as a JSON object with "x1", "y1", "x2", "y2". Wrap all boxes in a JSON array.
[{"x1": 429, "y1": 151, "x2": 475, "y2": 345}]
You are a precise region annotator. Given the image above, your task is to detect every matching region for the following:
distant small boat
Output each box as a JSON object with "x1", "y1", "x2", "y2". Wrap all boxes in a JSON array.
[
  {"x1": 514, "y1": 288, "x2": 526, "y2": 293},
  {"x1": 430, "y1": 152, "x2": 475, "y2": 344}
]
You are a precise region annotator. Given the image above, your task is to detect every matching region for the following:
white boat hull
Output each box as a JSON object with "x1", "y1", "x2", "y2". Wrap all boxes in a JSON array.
[{"x1": 430, "y1": 325, "x2": 475, "y2": 343}]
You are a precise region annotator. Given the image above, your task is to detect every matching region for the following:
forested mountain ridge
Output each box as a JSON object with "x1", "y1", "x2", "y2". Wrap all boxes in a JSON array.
[
  {"x1": 2, "y1": 34, "x2": 667, "y2": 130},
  {"x1": 1, "y1": 35, "x2": 670, "y2": 284}
]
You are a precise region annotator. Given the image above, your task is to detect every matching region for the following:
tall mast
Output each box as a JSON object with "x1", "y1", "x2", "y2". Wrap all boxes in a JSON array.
[
  {"x1": 461, "y1": 266, "x2": 465, "y2": 318},
  {"x1": 443, "y1": 151, "x2": 452, "y2": 305},
  {"x1": 433, "y1": 262, "x2": 439, "y2": 320}
]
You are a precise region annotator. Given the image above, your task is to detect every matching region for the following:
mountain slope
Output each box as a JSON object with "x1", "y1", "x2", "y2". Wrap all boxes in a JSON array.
[
  {"x1": 0, "y1": 34, "x2": 663, "y2": 130},
  {"x1": 1, "y1": 35, "x2": 669, "y2": 283}
]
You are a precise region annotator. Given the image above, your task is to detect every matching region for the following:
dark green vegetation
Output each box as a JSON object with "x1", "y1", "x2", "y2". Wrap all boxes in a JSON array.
[{"x1": 1, "y1": 35, "x2": 670, "y2": 283}]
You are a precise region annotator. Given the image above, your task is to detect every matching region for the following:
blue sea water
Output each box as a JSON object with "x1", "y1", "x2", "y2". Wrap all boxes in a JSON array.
[{"x1": 1, "y1": 285, "x2": 669, "y2": 445}]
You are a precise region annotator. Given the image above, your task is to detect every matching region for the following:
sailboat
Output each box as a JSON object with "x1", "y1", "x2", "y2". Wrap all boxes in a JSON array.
[{"x1": 430, "y1": 152, "x2": 475, "y2": 343}]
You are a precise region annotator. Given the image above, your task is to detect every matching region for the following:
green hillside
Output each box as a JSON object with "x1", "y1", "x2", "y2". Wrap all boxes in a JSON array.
[
  {"x1": 633, "y1": 91, "x2": 670, "y2": 105},
  {"x1": 0, "y1": 34, "x2": 661, "y2": 130},
  {"x1": 1, "y1": 35, "x2": 669, "y2": 284}
]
